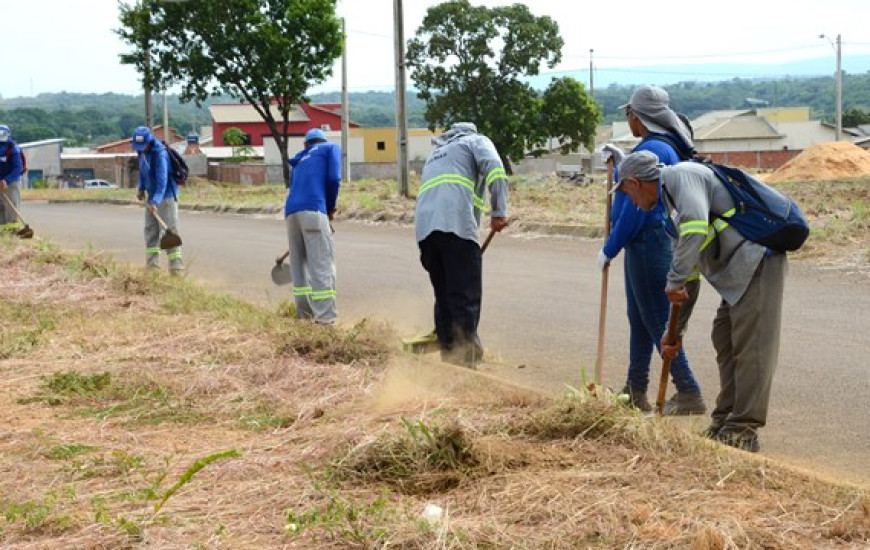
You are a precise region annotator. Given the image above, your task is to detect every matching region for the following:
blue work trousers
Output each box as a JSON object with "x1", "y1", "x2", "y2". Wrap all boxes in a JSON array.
[{"x1": 623, "y1": 224, "x2": 701, "y2": 394}]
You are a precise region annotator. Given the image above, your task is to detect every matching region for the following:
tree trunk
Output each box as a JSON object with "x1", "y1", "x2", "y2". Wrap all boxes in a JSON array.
[
  {"x1": 500, "y1": 152, "x2": 514, "y2": 176},
  {"x1": 278, "y1": 135, "x2": 291, "y2": 189}
]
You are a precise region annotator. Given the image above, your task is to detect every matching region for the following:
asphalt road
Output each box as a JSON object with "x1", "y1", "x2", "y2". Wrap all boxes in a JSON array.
[{"x1": 22, "y1": 201, "x2": 870, "y2": 487}]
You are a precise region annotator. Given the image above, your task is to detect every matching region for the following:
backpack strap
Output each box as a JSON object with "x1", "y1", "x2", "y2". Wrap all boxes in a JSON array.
[{"x1": 647, "y1": 134, "x2": 695, "y2": 162}]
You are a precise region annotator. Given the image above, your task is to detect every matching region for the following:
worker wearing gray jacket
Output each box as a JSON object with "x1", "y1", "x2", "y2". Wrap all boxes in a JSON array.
[
  {"x1": 614, "y1": 150, "x2": 787, "y2": 452},
  {"x1": 416, "y1": 122, "x2": 509, "y2": 368}
]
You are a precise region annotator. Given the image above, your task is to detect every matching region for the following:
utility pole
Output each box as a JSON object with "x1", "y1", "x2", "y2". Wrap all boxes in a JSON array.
[
  {"x1": 820, "y1": 33, "x2": 843, "y2": 141},
  {"x1": 393, "y1": 0, "x2": 409, "y2": 198},
  {"x1": 835, "y1": 34, "x2": 842, "y2": 141},
  {"x1": 341, "y1": 18, "x2": 351, "y2": 182},
  {"x1": 163, "y1": 90, "x2": 169, "y2": 142},
  {"x1": 589, "y1": 48, "x2": 594, "y2": 98}
]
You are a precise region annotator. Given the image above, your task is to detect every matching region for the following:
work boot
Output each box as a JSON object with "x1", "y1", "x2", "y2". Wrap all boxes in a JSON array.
[
  {"x1": 662, "y1": 391, "x2": 707, "y2": 416},
  {"x1": 701, "y1": 424, "x2": 722, "y2": 439},
  {"x1": 620, "y1": 386, "x2": 652, "y2": 412},
  {"x1": 441, "y1": 345, "x2": 480, "y2": 370},
  {"x1": 714, "y1": 428, "x2": 760, "y2": 453}
]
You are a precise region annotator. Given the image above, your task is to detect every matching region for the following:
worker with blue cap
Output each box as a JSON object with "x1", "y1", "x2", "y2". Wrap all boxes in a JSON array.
[
  {"x1": 0, "y1": 124, "x2": 26, "y2": 233},
  {"x1": 283, "y1": 128, "x2": 342, "y2": 324},
  {"x1": 131, "y1": 125, "x2": 184, "y2": 275}
]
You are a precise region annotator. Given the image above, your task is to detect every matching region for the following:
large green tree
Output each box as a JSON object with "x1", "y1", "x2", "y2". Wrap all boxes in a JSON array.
[
  {"x1": 538, "y1": 77, "x2": 600, "y2": 154},
  {"x1": 406, "y1": 0, "x2": 596, "y2": 173},
  {"x1": 117, "y1": 0, "x2": 343, "y2": 186}
]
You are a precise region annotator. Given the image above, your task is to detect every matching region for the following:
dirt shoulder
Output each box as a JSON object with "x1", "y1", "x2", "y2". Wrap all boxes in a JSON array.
[{"x1": 0, "y1": 237, "x2": 867, "y2": 548}]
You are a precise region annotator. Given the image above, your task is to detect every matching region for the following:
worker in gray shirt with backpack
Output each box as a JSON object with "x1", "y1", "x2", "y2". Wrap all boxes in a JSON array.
[{"x1": 614, "y1": 150, "x2": 802, "y2": 452}]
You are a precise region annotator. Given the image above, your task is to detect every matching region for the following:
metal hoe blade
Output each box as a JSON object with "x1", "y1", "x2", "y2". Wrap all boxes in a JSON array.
[
  {"x1": 16, "y1": 225, "x2": 34, "y2": 239},
  {"x1": 159, "y1": 230, "x2": 182, "y2": 250},
  {"x1": 270, "y1": 251, "x2": 292, "y2": 286}
]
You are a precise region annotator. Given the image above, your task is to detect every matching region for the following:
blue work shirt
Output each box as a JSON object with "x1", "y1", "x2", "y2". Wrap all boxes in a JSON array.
[
  {"x1": 602, "y1": 134, "x2": 684, "y2": 259},
  {"x1": 284, "y1": 141, "x2": 342, "y2": 217},
  {"x1": 137, "y1": 140, "x2": 178, "y2": 205},
  {"x1": 0, "y1": 142, "x2": 23, "y2": 183}
]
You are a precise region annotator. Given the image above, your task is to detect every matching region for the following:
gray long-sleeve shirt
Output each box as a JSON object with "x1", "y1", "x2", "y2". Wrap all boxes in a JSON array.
[
  {"x1": 660, "y1": 162, "x2": 766, "y2": 306},
  {"x1": 415, "y1": 123, "x2": 509, "y2": 244}
]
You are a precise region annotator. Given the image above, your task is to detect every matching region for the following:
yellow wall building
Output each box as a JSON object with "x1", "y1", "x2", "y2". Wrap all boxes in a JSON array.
[{"x1": 356, "y1": 127, "x2": 440, "y2": 163}]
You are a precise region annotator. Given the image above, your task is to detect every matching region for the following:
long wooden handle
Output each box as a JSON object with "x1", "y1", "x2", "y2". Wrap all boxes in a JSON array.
[
  {"x1": 2, "y1": 193, "x2": 27, "y2": 223},
  {"x1": 594, "y1": 158, "x2": 615, "y2": 386},
  {"x1": 481, "y1": 230, "x2": 496, "y2": 254},
  {"x1": 655, "y1": 303, "x2": 682, "y2": 415},
  {"x1": 151, "y1": 208, "x2": 169, "y2": 231}
]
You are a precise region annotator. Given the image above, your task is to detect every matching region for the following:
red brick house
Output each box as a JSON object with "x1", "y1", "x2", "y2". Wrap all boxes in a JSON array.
[
  {"x1": 210, "y1": 102, "x2": 358, "y2": 147},
  {"x1": 95, "y1": 125, "x2": 183, "y2": 154}
]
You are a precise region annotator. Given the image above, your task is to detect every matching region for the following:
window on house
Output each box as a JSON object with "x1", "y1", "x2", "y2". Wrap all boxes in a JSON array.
[{"x1": 377, "y1": 141, "x2": 386, "y2": 151}]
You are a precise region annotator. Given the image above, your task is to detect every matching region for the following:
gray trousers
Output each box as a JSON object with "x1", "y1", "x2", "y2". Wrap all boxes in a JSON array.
[
  {"x1": 144, "y1": 199, "x2": 183, "y2": 272},
  {"x1": 285, "y1": 211, "x2": 337, "y2": 324},
  {"x1": 0, "y1": 181, "x2": 21, "y2": 226},
  {"x1": 710, "y1": 253, "x2": 787, "y2": 434}
]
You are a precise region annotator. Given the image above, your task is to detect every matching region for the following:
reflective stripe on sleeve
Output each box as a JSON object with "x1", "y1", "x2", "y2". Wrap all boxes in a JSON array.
[
  {"x1": 485, "y1": 167, "x2": 507, "y2": 186},
  {"x1": 678, "y1": 220, "x2": 709, "y2": 237}
]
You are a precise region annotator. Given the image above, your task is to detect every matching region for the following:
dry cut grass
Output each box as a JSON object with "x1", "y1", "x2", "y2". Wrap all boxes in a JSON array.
[{"x1": 0, "y1": 235, "x2": 867, "y2": 549}]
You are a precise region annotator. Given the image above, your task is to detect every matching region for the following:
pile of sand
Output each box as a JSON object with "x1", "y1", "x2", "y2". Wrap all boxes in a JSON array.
[{"x1": 767, "y1": 141, "x2": 870, "y2": 183}]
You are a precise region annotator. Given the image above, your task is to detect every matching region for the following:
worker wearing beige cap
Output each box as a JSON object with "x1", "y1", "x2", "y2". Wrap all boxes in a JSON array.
[{"x1": 615, "y1": 150, "x2": 787, "y2": 453}]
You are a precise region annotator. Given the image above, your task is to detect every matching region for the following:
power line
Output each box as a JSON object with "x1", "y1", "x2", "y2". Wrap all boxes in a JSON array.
[{"x1": 563, "y1": 44, "x2": 830, "y2": 62}]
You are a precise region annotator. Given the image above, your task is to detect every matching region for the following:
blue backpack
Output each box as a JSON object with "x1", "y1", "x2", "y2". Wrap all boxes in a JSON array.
[
  {"x1": 652, "y1": 133, "x2": 809, "y2": 252},
  {"x1": 706, "y1": 163, "x2": 809, "y2": 252}
]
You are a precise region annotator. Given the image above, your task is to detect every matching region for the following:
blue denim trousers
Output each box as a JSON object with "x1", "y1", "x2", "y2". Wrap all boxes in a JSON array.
[{"x1": 623, "y1": 224, "x2": 701, "y2": 394}]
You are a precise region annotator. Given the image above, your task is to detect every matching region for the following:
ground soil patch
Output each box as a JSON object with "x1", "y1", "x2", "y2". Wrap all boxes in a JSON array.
[
  {"x1": 767, "y1": 142, "x2": 870, "y2": 183},
  {"x1": 0, "y1": 237, "x2": 867, "y2": 548}
]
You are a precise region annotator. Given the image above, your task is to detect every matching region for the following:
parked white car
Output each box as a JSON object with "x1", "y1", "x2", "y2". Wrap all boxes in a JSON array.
[{"x1": 82, "y1": 179, "x2": 118, "y2": 189}]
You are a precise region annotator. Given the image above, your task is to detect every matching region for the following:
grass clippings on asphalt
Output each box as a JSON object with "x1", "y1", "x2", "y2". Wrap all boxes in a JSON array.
[{"x1": 0, "y1": 235, "x2": 867, "y2": 548}]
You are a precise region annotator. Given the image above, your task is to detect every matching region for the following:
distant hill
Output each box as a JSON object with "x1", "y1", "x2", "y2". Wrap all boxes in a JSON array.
[
  {"x1": 2, "y1": 67, "x2": 869, "y2": 145},
  {"x1": 526, "y1": 55, "x2": 870, "y2": 92}
]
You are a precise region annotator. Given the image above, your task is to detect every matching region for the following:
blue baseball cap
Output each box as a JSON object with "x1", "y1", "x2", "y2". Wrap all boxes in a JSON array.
[
  {"x1": 0, "y1": 125, "x2": 10, "y2": 142},
  {"x1": 304, "y1": 128, "x2": 326, "y2": 143},
  {"x1": 131, "y1": 126, "x2": 154, "y2": 151}
]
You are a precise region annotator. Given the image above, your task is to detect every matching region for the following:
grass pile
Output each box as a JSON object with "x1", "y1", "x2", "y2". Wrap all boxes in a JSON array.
[{"x1": 0, "y1": 236, "x2": 867, "y2": 548}]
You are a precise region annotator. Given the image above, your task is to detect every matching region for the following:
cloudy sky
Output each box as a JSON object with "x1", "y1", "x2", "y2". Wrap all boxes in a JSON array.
[{"x1": 3, "y1": 0, "x2": 869, "y2": 98}]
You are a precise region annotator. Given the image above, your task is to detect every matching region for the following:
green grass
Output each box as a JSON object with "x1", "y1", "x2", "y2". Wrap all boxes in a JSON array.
[
  {"x1": 42, "y1": 444, "x2": 99, "y2": 461},
  {"x1": 0, "y1": 299, "x2": 60, "y2": 360}
]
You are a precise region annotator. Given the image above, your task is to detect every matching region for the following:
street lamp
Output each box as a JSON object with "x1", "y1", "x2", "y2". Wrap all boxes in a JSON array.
[{"x1": 819, "y1": 33, "x2": 842, "y2": 141}]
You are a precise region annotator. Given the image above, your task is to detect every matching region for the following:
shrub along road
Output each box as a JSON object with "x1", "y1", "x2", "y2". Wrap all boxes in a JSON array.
[{"x1": 25, "y1": 201, "x2": 870, "y2": 488}]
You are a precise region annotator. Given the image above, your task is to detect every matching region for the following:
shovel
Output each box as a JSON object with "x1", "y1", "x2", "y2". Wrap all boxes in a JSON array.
[
  {"x1": 655, "y1": 303, "x2": 682, "y2": 415},
  {"x1": 2, "y1": 194, "x2": 34, "y2": 239},
  {"x1": 271, "y1": 222, "x2": 336, "y2": 286},
  {"x1": 594, "y1": 157, "x2": 615, "y2": 386},
  {"x1": 151, "y1": 209, "x2": 182, "y2": 250},
  {"x1": 270, "y1": 250, "x2": 292, "y2": 286}
]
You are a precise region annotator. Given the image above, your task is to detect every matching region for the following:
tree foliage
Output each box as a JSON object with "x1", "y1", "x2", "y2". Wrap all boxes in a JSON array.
[
  {"x1": 539, "y1": 78, "x2": 600, "y2": 154},
  {"x1": 117, "y1": 0, "x2": 343, "y2": 186},
  {"x1": 843, "y1": 107, "x2": 870, "y2": 127},
  {"x1": 406, "y1": 0, "x2": 597, "y2": 172}
]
